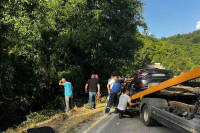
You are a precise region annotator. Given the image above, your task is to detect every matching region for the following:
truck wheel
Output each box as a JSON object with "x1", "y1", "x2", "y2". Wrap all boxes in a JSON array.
[{"x1": 142, "y1": 104, "x2": 156, "y2": 126}]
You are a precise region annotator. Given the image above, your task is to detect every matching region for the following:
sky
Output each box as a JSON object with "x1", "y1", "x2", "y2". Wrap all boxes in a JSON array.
[{"x1": 141, "y1": 0, "x2": 200, "y2": 38}]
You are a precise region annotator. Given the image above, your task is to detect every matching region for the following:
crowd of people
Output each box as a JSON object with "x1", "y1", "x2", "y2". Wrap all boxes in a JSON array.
[{"x1": 59, "y1": 74, "x2": 139, "y2": 119}]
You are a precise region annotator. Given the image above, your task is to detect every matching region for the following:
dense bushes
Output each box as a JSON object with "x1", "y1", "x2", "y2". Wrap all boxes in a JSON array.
[{"x1": 0, "y1": 0, "x2": 145, "y2": 131}]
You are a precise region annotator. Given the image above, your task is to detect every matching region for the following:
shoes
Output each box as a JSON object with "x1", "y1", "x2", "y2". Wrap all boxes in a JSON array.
[
  {"x1": 114, "y1": 109, "x2": 118, "y2": 114},
  {"x1": 105, "y1": 108, "x2": 110, "y2": 114},
  {"x1": 130, "y1": 114, "x2": 134, "y2": 118}
]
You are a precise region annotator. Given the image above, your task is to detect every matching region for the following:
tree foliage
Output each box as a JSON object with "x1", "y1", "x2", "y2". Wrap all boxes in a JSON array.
[
  {"x1": 135, "y1": 30, "x2": 200, "y2": 74},
  {"x1": 0, "y1": 0, "x2": 145, "y2": 131}
]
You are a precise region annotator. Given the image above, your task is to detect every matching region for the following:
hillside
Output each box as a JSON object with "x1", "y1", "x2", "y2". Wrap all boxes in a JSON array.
[
  {"x1": 164, "y1": 30, "x2": 200, "y2": 71},
  {"x1": 134, "y1": 30, "x2": 200, "y2": 74},
  {"x1": 164, "y1": 30, "x2": 200, "y2": 45}
]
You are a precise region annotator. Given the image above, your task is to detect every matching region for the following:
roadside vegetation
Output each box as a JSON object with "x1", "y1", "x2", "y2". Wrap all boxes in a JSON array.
[
  {"x1": 4, "y1": 98, "x2": 107, "y2": 133},
  {"x1": 0, "y1": 0, "x2": 200, "y2": 132}
]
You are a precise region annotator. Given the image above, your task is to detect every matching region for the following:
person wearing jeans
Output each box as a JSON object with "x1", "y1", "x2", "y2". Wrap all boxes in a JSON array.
[
  {"x1": 59, "y1": 78, "x2": 73, "y2": 112},
  {"x1": 105, "y1": 76, "x2": 134, "y2": 113},
  {"x1": 105, "y1": 91, "x2": 118, "y2": 113},
  {"x1": 89, "y1": 92, "x2": 97, "y2": 109},
  {"x1": 85, "y1": 74, "x2": 100, "y2": 109}
]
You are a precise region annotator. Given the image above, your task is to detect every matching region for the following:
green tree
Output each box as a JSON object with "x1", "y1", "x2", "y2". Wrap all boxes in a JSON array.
[{"x1": 0, "y1": 0, "x2": 146, "y2": 131}]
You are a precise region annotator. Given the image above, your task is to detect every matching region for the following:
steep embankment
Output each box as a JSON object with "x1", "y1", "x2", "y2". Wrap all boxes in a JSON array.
[{"x1": 5, "y1": 103, "x2": 106, "y2": 133}]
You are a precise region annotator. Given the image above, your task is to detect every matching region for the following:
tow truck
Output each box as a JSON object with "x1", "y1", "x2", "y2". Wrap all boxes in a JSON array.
[{"x1": 131, "y1": 67, "x2": 200, "y2": 133}]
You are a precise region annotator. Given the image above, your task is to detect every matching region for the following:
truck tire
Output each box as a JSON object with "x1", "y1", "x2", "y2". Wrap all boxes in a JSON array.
[{"x1": 142, "y1": 104, "x2": 156, "y2": 126}]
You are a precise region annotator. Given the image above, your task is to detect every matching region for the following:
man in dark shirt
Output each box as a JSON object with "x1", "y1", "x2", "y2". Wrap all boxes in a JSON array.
[{"x1": 85, "y1": 74, "x2": 100, "y2": 109}]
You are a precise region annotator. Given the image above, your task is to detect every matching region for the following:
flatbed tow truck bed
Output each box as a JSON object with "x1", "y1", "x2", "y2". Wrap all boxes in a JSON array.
[{"x1": 131, "y1": 67, "x2": 200, "y2": 133}]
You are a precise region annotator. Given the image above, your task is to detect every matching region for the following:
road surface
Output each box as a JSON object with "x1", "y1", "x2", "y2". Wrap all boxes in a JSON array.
[{"x1": 88, "y1": 113, "x2": 177, "y2": 133}]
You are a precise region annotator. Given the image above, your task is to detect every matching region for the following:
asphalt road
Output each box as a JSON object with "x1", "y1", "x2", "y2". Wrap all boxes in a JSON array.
[{"x1": 88, "y1": 113, "x2": 178, "y2": 133}]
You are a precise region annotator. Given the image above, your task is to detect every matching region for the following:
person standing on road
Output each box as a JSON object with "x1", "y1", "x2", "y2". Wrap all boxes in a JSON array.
[
  {"x1": 85, "y1": 74, "x2": 100, "y2": 109},
  {"x1": 105, "y1": 76, "x2": 134, "y2": 114},
  {"x1": 59, "y1": 78, "x2": 73, "y2": 112},
  {"x1": 117, "y1": 89, "x2": 139, "y2": 119},
  {"x1": 105, "y1": 76, "x2": 123, "y2": 114},
  {"x1": 106, "y1": 75, "x2": 114, "y2": 103},
  {"x1": 107, "y1": 75, "x2": 115, "y2": 94}
]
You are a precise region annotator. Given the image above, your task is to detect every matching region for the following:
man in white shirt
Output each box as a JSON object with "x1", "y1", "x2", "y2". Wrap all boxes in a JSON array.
[
  {"x1": 107, "y1": 75, "x2": 115, "y2": 94},
  {"x1": 117, "y1": 89, "x2": 139, "y2": 119},
  {"x1": 106, "y1": 75, "x2": 114, "y2": 103}
]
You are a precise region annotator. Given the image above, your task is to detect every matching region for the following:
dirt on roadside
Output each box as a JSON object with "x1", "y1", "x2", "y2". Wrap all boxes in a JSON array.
[
  {"x1": 5, "y1": 103, "x2": 106, "y2": 133},
  {"x1": 40, "y1": 103, "x2": 107, "y2": 133}
]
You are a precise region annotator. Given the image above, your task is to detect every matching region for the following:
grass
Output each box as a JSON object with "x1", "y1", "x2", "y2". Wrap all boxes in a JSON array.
[
  {"x1": 4, "y1": 98, "x2": 107, "y2": 133},
  {"x1": 55, "y1": 103, "x2": 106, "y2": 133}
]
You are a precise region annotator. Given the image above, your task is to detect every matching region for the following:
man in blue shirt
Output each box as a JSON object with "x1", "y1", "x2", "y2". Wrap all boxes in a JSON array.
[
  {"x1": 59, "y1": 78, "x2": 73, "y2": 112},
  {"x1": 105, "y1": 76, "x2": 133, "y2": 114}
]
